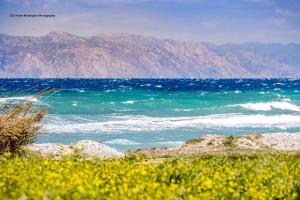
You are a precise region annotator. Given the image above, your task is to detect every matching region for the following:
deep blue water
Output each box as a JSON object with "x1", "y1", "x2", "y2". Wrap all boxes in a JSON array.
[{"x1": 1, "y1": 79, "x2": 300, "y2": 151}]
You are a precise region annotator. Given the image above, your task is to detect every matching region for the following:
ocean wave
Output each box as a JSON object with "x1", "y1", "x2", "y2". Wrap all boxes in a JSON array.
[
  {"x1": 43, "y1": 113, "x2": 300, "y2": 133},
  {"x1": 121, "y1": 100, "x2": 137, "y2": 104},
  {"x1": 104, "y1": 139, "x2": 141, "y2": 145},
  {"x1": 155, "y1": 141, "x2": 184, "y2": 146},
  {"x1": 234, "y1": 101, "x2": 300, "y2": 111},
  {"x1": 65, "y1": 89, "x2": 85, "y2": 93},
  {"x1": 0, "y1": 96, "x2": 38, "y2": 103},
  {"x1": 173, "y1": 108, "x2": 193, "y2": 112}
]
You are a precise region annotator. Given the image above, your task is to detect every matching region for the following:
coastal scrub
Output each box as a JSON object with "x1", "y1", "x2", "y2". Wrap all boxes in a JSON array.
[{"x1": 0, "y1": 92, "x2": 48, "y2": 154}]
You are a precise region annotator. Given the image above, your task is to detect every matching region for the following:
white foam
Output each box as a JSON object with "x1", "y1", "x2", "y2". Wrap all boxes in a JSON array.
[
  {"x1": 121, "y1": 100, "x2": 136, "y2": 104},
  {"x1": 174, "y1": 108, "x2": 193, "y2": 112},
  {"x1": 43, "y1": 113, "x2": 300, "y2": 133},
  {"x1": 237, "y1": 101, "x2": 300, "y2": 111},
  {"x1": 104, "y1": 139, "x2": 140, "y2": 145},
  {"x1": 0, "y1": 96, "x2": 38, "y2": 103},
  {"x1": 104, "y1": 89, "x2": 116, "y2": 93},
  {"x1": 155, "y1": 141, "x2": 184, "y2": 146}
]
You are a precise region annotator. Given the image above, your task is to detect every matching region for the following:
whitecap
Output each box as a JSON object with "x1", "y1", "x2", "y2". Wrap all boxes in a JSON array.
[
  {"x1": 282, "y1": 98, "x2": 291, "y2": 102},
  {"x1": 0, "y1": 96, "x2": 38, "y2": 103},
  {"x1": 71, "y1": 101, "x2": 78, "y2": 106},
  {"x1": 235, "y1": 101, "x2": 300, "y2": 112},
  {"x1": 104, "y1": 89, "x2": 116, "y2": 93},
  {"x1": 104, "y1": 139, "x2": 140, "y2": 145},
  {"x1": 173, "y1": 108, "x2": 193, "y2": 112},
  {"x1": 274, "y1": 83, "x2": 285, "y2": 86},
  {"x1": 121, "y1": 100, "x2": 136, "y2": 104},
  {"x1": 43, "y1": 113, "x2": 300, "y2": 133}
]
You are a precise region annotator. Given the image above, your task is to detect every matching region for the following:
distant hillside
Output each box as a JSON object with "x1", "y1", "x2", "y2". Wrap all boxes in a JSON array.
[{"x1": 0, "y1": 32, "x2": 299, "y2": 78}]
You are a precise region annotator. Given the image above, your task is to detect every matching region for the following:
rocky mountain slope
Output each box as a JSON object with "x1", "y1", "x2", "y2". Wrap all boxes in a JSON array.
[{"x1": 0, "y1": 32, "x2": 299, "y2": 78}]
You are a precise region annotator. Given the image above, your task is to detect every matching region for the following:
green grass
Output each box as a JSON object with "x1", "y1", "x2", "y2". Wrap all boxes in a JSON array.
[
  {"x1": 186, "y1": 137, "x2": 204, "y2": 144},
  {"x1": 223, "y1": 135, "x2": 236, "y2": 147},
  {"x1": 0, "y1": 152, "x2": 300, "y2": 199},
  {"x1": 207, "y1": 140, "x2": 214, "y2": 146}
]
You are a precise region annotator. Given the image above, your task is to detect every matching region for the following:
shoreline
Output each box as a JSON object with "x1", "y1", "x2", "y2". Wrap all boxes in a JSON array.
[{"x1": 27, "y1": 132, "x2": 300, "y2": 158}]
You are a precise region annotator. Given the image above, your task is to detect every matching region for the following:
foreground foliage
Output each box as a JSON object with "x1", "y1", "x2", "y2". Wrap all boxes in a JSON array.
[
  {"x1": 0, "y1": 153, "x2": 300, "y2": 199},
  {"x1": 0, "y1": 89, "x2": 49, "y2": 154}
]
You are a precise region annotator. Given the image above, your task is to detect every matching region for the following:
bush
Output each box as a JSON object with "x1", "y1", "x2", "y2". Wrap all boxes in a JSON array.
[
  {"x1": 186, "y1": 137, "x2": 204, "y2": 144},
  {"x1": 0, "y1": 96, "x2": 47, "y2": 154},
  {"x1": 223, "y1": 135, "x2": 236, "y2": 147}
]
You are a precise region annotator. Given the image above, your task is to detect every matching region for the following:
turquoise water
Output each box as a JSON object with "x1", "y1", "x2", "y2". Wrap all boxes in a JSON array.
[{"x1": 1, "y1": 79, "x2": 300, "y2": 151}]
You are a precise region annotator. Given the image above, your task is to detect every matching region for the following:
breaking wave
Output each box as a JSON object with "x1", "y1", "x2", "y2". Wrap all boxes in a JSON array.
[
  {"x1": 0, "y1": 96, "x2": 38, "y2": 103},
  {"x1": 104, "y1": 139, "x2": 141, "y2": 145},
  {"x1": 43, "y1": 113, "x2": 300, "y2": 133},
  {"x1": 232, "y1": 101, "x2": 300, "y2": 111}
]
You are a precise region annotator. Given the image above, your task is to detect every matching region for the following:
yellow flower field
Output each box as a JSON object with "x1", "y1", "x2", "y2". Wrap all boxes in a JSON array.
[{"x1": 0, "y1": 153, "x2": 300, "y2": 199}]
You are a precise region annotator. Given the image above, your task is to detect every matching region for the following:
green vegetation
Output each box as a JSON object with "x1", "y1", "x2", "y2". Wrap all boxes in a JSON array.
[
  {"x1": 0, "y1": 92, "x2": 48, "y2": 154},
  {"x1": 186, "y1": 137, "x2": 204, "y2": 144},
  {"x1": 0, "y1": 153, "x2": 300, "y2": 199},
  {"x1": 207, "y1": 140, "x2": 214, "y2": 146},
  {"x1": 223, "y1": 135, "x2": 236, "y2": 147}
]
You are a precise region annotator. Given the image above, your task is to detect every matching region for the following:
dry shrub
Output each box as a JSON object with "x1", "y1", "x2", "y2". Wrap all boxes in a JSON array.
[{"x1": 0, "y1": 91, "x2": 49, "y2": 154}]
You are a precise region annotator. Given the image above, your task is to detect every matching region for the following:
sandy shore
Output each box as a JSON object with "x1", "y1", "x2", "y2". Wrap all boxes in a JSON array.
[
  {"x1": 28, "y1": 133, "x2": 300, "y2": 158},
  {"x1": 127, "y1": 133, "x2": 300, "y2": 157}
]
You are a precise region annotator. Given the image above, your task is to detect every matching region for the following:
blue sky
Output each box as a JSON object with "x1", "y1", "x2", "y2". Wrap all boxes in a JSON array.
[{"x1": 0, "y1": 0, "x2": 299, "y2": 43}]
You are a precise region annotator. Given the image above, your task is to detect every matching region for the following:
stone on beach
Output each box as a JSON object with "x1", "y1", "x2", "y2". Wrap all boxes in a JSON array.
[
  {"x1": 261, "y1": 133, "x2": 300, "y2": 151},
  {"x1": 28, "y1": 140, "x2": 124, "y2": 158}
]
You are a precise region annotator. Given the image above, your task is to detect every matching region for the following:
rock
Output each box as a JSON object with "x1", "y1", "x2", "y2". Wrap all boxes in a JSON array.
[
  {"x1": 28, "y1": 140, "x2": 124, "y2": 158},
  {"x1": 261, "y1": 133, "x2": 300, "y2": 151},
  {"x1": 75, "y1": 140, "x2": 124, "y2": 158},
  {"x1": 28, "y1": 144, "x2": 72, "y2": 156}
]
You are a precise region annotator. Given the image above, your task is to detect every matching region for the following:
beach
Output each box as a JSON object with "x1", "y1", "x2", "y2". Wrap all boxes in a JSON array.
[{"x1": 26, "y1": 133, "x2": 300, "y2": 158}]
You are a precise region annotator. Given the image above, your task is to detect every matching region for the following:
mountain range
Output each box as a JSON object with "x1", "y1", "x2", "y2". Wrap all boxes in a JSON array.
[{"x1": 0, "y1": 32, "x2": 300, "y2": 78}]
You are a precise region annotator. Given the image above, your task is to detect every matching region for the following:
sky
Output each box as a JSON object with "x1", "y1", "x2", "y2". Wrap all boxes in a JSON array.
[{"x1": 0, "y1": 0, "x2": 300, "y2": 44}]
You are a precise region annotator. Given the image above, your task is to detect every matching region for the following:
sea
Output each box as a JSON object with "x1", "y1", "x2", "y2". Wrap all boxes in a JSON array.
[{"x1": 1, "y1": 79, "x2": 300, "y2": 151}]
